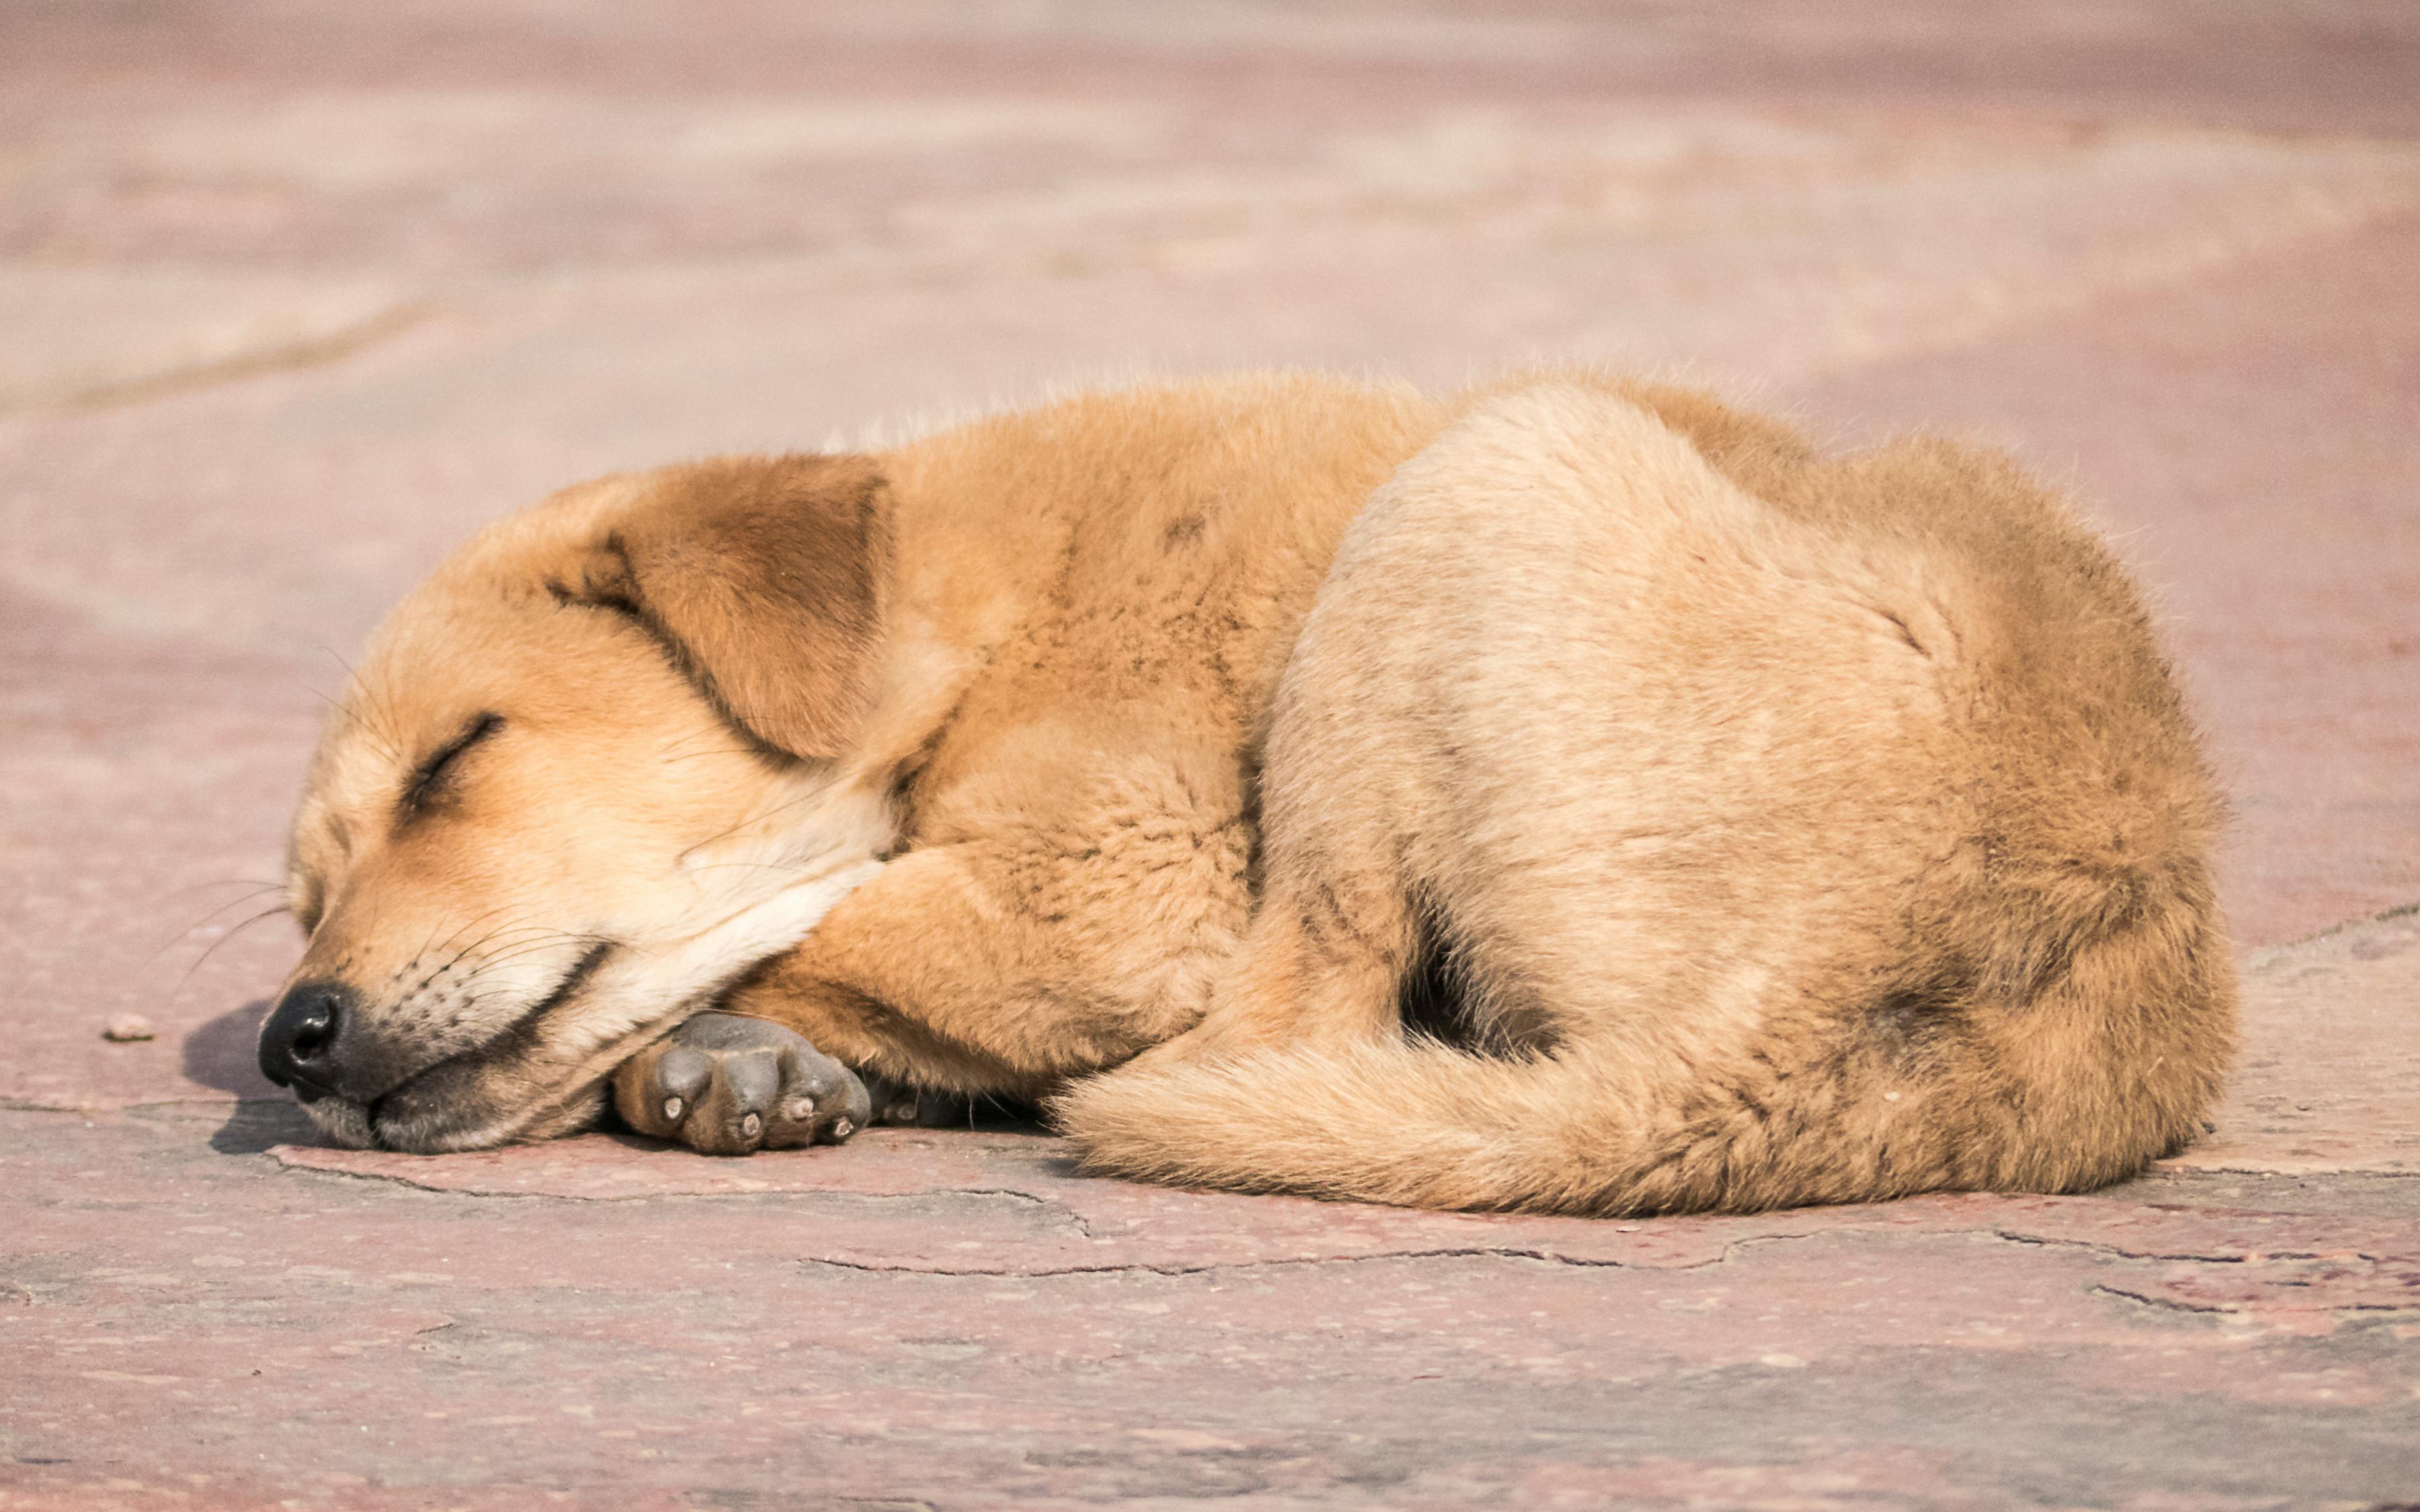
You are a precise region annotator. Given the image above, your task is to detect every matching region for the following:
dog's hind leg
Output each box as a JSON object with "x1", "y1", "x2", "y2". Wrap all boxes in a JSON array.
[{"x1": 1111, "y1": 732, "x2": 1418, "y2": 1072}]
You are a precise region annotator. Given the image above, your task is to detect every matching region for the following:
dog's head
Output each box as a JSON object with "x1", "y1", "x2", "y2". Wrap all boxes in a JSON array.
[{"x1": 261, "y1": 454, "x2": 898, "y2": 1151}]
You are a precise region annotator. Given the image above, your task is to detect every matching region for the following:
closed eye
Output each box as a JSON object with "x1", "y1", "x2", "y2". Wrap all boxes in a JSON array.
[{"x1": 401, "y1": 712, "x2": 503, "y2": 818}]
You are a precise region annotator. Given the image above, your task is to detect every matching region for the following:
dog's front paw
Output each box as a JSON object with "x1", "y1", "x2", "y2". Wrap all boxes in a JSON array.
[{"x1": 614, "y1": 1012, "x2": 873, "y2": 1154}]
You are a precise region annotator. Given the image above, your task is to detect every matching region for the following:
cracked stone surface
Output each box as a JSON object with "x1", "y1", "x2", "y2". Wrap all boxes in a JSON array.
[{"x1": 4, "y1": 4, "x2": 2417, "y2": 1508}]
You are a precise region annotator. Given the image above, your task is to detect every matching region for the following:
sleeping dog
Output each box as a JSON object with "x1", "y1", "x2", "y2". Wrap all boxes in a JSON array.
[{"x1": 258, "y1": 371, "x2": 2235, "y2": 1214}]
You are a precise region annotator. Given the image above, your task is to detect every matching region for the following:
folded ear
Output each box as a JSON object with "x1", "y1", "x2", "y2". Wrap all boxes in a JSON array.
[{"x1": 556, "y1": 454, "x2": 891, "y2": 761}]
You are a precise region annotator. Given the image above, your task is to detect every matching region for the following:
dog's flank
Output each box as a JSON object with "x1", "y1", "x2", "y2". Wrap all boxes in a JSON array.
[{"x1": 266, "y1": 370, "x2": 2233, "y2": 1213}]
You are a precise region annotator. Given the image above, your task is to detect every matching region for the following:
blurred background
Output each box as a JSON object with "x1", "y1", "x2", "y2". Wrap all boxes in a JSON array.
[{"x1": 3, "y1": 1, "x2": 2415, "y2": 1108}]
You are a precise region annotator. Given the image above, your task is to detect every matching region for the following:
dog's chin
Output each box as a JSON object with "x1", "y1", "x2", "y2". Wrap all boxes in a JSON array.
[
  {"x1": 294, "y1": 1067, "x2": 610, "y2": 1154},
  {"x1": 298, "y1": 1095, "x2": 378, "y2": 1150}
]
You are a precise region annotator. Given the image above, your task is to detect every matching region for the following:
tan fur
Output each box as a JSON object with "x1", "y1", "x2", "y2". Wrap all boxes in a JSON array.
[{"x1": 279, "y1": 370, "x2": 2234, "y2": 1214}]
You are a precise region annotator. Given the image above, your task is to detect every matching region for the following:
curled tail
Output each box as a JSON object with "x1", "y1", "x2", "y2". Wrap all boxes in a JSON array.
[
  {"x1": 1056, "y1": 888, "x2": 2234, "y2": 1217},
  {"x1": 1059, "y1": 1040, "x2": 1727, "y2": 1215},
  {"x1": 1060, "y1": 1034, "x2": 1947, "y2": 1216}
]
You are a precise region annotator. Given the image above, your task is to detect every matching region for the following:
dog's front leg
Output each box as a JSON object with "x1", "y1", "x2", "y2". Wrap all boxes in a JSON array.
[{"x1": 620, "y1": 818, "x2": 1240, "y2": 1155}]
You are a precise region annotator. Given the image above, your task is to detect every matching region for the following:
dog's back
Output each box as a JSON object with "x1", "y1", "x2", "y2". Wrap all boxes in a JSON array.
[{"x1": 1061, "y1": 378, "x2": 2235, "y2": 1214}]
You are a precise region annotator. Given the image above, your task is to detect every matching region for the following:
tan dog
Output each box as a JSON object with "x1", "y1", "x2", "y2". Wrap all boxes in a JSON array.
[{"x1": 261, "y1": 372, "x2": 2234, "y2": 1214}]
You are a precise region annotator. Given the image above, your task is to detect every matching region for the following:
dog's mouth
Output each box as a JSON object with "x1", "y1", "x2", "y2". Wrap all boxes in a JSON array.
[{"x1": 307, "y1": 941, "x2": 619, "y2": 1152}]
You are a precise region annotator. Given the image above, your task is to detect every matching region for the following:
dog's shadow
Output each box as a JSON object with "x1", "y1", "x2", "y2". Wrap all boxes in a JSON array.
[{"x1": 184, "y1": 999, "x2": 322, "y2": 1154}]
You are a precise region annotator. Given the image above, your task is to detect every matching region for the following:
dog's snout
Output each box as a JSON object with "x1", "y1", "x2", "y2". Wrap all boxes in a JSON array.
[{"x1": 259, "y1": 981, "x2": 352, "y2": 1101}]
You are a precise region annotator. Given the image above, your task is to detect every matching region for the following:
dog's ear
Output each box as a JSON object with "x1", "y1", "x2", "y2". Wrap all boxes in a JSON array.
[{"x1": 557, "y1": 454, "x2": 891, "y2": 761}]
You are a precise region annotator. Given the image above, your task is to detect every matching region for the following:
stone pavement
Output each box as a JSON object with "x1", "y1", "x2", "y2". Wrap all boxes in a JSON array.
[{"x1": 3, "y1": 4, "x2": 2416, "y2": 1507}]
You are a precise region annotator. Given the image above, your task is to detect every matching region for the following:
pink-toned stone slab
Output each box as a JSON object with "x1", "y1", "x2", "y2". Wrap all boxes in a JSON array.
[
  {"x1": 7, "y1": 1, "x2": 2419, "y2": 140},
  {"x1": 8, "y1": 110, "x2": 2406, "y2": 646},
  {"x1": 0, "y1": 589, "x2": 314, "y2": 1111},
  {"x1": 8, "y1": 1106, "x2": 2417, "y2": 1510},
  {"x1": 270, "y1": 1130, "x2": 2420, "y2": 1305},
  {"x1": 264, "y1": 1127, "x2": 1921, "y2": 1273},
  {"x1": 2168, "y1": 908, "x2": 2420, "y2": 1175}
]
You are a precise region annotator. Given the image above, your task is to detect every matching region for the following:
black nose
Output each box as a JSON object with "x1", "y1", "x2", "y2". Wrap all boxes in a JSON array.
[{"x1": 259, "y1": 981, "x2": 351, "y2": 1101}]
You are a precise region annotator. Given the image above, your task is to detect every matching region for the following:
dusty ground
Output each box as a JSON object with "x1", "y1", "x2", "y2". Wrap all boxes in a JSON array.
[{"x1": 3, "y1": 3, "x2": 2417, "y2": 1507}]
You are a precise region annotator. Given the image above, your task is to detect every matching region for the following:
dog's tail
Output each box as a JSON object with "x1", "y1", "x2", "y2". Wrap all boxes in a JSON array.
[
  {"x1": 1059, "y1": 1037, "x2": 1932, "y2": 1216},
  {"x1": 1057, "y1": 1039, "x2": 1713, "y2": 1214},
  {"x1": 1054, "y1": 896, "x2": 2233, "y2": 1216}
]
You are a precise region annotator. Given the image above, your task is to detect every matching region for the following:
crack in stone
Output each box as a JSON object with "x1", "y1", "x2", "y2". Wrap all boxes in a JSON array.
[
  {"x1": 59, "y1": 302, "x2": 433, "y2": 411},
  {"x1": 2171, "y1": 1163, "x2": 2420, "y2": 1179},
  {"x1": 2091, "y1": 1285, "x2": 2416, "y2": 1318},
  {"x1": 1989, "y1": 1228, "x2": 2388, "y2": 1266},
  {"x1": 787, "y1": 1224, "x2": 2414, "y2": 1286},
  {"x1": 2254, "y1": 897, "x2": 2420, "y2": 962},
  {"x1": 270, "y1": 1156, "x2": 1092, "y2": 1222},
  {"x1": 2091, "y1": 1284, "x2": 2236, "y2": 1315},
  {"x1": 795, "y1": 1245, "x2": 1651, "y2": 1279}
]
